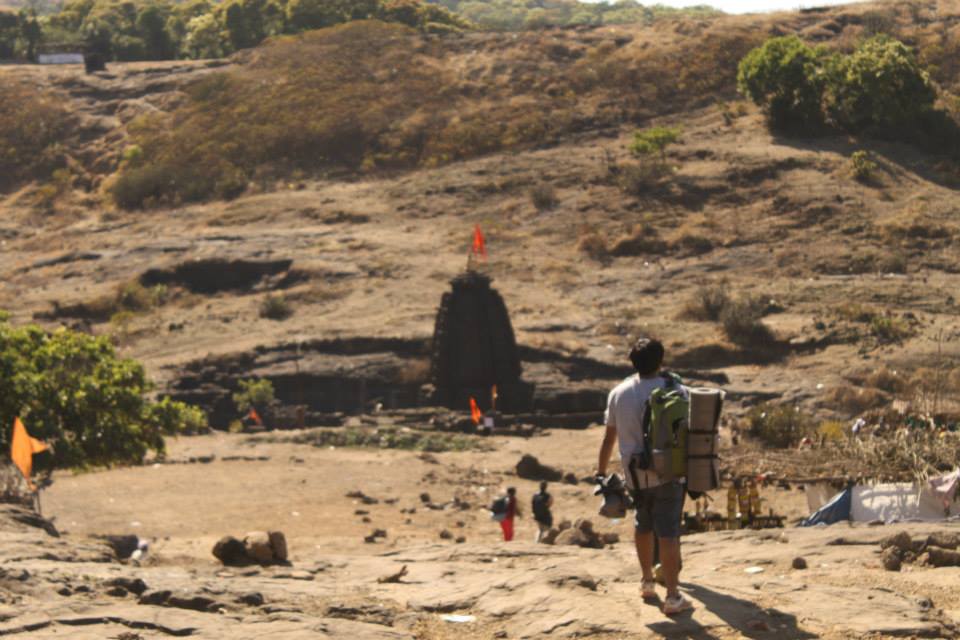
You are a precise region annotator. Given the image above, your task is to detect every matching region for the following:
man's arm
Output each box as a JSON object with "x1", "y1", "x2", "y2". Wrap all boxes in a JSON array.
[{"x1": 597, "y1": 425, "x2": 618, "y2": 476}]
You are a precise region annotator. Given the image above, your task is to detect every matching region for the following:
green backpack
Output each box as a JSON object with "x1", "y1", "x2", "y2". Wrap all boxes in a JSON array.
[{"x1": 643, "y1": 373, "x2": 689, "y2": 481}]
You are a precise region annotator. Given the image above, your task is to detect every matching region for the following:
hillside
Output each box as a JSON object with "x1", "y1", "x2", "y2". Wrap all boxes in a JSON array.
[{"x1": 2, "y1": 0, "x2": 960, "y2": 428}]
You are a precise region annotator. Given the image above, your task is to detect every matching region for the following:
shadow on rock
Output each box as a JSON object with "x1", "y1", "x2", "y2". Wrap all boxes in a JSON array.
[{"x1": 646, "y1": 583, "x2": 817, "y2": 640}]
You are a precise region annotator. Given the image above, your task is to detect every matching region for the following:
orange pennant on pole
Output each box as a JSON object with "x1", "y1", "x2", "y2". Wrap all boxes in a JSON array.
[
  {"x1": 248, "y1": 407, "x2": 263, "y2": 426},
  {"x1": 469, "y1": 397, "x2": 482, "y2": 425},
  {"x1": 471, "y1": 224, "x2": 487, "y2": 260},
  {"x1": 10, "y1": 417, "x2": 48, "y2": 491}
]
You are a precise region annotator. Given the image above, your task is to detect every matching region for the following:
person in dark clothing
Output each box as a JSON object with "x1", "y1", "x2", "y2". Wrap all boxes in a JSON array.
[{"x1": 532, "y1": 482, "x2": 554, "y2": 542}]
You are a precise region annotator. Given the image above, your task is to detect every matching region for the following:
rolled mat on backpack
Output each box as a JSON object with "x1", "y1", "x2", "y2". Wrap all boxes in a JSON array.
[{"x1": 686, "y1": 387, "x2": 724, "y2": 493}]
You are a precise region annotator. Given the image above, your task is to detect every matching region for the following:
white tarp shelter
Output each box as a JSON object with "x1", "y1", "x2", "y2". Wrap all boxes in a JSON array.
[
  {"x1": 38, "y1": 53, "x2": 84, "y2": 64},
  {"x1": 805, "y1": 470, "x2": 960, "y2": 524}
]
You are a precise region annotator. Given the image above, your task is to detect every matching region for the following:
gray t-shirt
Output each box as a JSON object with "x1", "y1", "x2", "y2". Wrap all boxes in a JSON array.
[{"x1": 605, "y1": 374, "x2": 686, "y2": 490}]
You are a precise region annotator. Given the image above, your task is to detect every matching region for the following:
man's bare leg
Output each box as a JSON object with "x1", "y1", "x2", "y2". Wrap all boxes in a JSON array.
[
  {"x1": 634, "y1": 529, "x2": 656, "y2": 582},
  {"x1": 659, "y1": 536, "x2": 682, "y2": 598}
]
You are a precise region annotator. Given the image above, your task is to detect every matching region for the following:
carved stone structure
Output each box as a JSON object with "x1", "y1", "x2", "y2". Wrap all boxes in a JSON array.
[{"x1": 429, "y1": 271, "x2": 532, "y2": 412}]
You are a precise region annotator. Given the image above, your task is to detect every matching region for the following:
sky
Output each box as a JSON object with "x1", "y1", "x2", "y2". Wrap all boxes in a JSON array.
[{"x1": 588, "y1": 0, "x2": 866, "y2": 15}]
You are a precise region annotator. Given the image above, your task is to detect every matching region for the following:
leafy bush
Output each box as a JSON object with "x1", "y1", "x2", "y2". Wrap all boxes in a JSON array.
[
  {"x1": 746, "y1": 403, "x2": 813, "y2": 448},
  {"x1": 259, "y1": 294, "x2": 293, "y2": 320},
  {"x1": 253, "y1": 425, "x2": 492, "y2": 452},
  {"x1": 233, "y1": 378, "x2": 275, "y2": 413},
  {"x1": 849, "y1": 150, "x2": 877, "y2": 181},
  {"x1": 0, "y1": 315, "x2": 206, "y2": 467},
  {"x1": 825, "y1": 36, "x2": 936, "y2": 133},
  {"x1": 736, "y1": 35, "x2": 827, "y2": 129}
]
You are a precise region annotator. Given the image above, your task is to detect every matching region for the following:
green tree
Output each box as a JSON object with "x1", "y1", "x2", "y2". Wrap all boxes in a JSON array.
[
  {"x1": 232, "y1": 378, "x2": 275, "y2": 413},
  {"x1": 17, "y1": 8, "x2": 41, "y2": 60},
  {"x1": 182, "y1": 12, "x2": 224, "y2": 58},
  {"x1": 0, "y1": 315, "x2": 206, "y2": 467},
  {"x1": 737, "y1": 35, "x2": 827, "y2": 129},
  {"x1": 285, "y1": 0, "x2": 348, "y2": 31},
  {"x1": 137, "y1": 2, "x2": 175, "y2": 59},
  {"x1": 0, "y1": 11, "x2": 18, "y2": 59},
  {"x1": 825, "y1": 35, "x2": 936, "y2": 133}
]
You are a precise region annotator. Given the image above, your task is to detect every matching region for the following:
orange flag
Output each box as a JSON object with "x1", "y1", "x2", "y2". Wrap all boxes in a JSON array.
[
  {"x1": 471, "y1": 224, "x2": 487, "y2": 260},
  {"x1": 248, "y1": 407, "x2": 263, "y2": 425},
  {"x1": 10, "y1": 417, "x2": 48, "y2": 491},
  {"x1": 469, "y1": 397, "x2": 482, "y2": 425},
  {"x1": 491, "y1": 384, "x2": 498, "y2": 410}
]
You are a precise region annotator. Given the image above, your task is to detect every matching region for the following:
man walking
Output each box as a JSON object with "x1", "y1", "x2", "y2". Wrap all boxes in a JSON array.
[
  {"x1": 596, "y1": 338, "x2": 693, "y2": 615},
  {"x1": 532, "y1": 482, "x2": 554, "y2": 542}
]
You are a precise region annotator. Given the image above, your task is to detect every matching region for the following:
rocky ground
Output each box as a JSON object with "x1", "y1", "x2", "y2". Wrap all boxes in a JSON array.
[{"x1": 0, "y1": 429, "x2": 942, "y2": 639}]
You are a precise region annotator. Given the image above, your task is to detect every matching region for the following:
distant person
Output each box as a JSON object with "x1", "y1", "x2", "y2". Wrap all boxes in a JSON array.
[
  {"x1": 491, "y1": 487, "x2": 520, "y2": 541},
  {"x1": 596, "y1": 337, "x2": 693, "y2": 615},
  {"x1": 532, "y1": 482, "x2": 554, "y2": 542}
]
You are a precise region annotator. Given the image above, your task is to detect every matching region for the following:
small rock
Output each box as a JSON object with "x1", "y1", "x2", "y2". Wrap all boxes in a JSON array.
[
  {"x1": 237, "y1": 592, "x2": 264, "y2": 606},
  {"x1": 792, "y1": 557, "x2": 808, "y2": 570},
  {"x1": 268, "y1": 531, "x2": 288, "y2": 563},
  {"x1": 455, "y1": 536, "x2": 466, "y2": 544},
  {"x1": 362, "y1": 516, "x2": 372, "y2": 523},
  {"x1": 880, "y1": 531, "x2": 913, "y2": 554},
  {"x1": 57, "y1": 586, "x2": 72, "y2": 597},
  {"x1": 244, "y1": 531, "x2": 274, "y2": 564},
  {"x1": 106, "y1": 577, "x2": 148, "y2": 596},
  {"x1": 105, "y1": 586, "x2": 128, "y2": 597},
  {"x1": 419, "y1": 493, "x2": 431, "y2": 504},
  {"x1": 355, "y1": 510, "x2": 370, "y2": 516},
  {"x1": 563, "y1": 472, "x2": 578, "y2": 485},
  {"x1": 882, "y1": 546, "x2": 902, "y2": 572},
  {"x1": 167, "y1": 595, "x2": 225, "y2": 613},
  {"x1": 746, "y1": 620, "x2": 770, "y2": 632},
  {"x1": 600, "y1": 532, "x2": 619, "y2": 545},
  {"x1": 439, "y1": 529, "x2": 453, "y2": 540},
  {"x1": 138, "y1": 590, "x2": 172, "y2": 606},
  {"x1": 213, "y1": 536, "x2": 248, "y2": 566},
  {"x1": 373, "y1": 529, "x2": 387, "y2": 538}
]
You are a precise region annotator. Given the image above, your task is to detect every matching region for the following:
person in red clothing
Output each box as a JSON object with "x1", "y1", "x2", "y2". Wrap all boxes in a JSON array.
[{"x1": 500, "y1": 486, "x2": 520, "y2": 541}]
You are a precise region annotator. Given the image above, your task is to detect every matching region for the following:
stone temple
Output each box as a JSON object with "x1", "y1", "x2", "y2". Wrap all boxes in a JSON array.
[{"x1": 429, "y1": 270, "x2": 532, "y2": 413}]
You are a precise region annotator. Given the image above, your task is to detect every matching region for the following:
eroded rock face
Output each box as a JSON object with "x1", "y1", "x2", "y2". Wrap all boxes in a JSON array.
[{"x1": 429, "y1": 271, "x2": 532, "y2": 413}]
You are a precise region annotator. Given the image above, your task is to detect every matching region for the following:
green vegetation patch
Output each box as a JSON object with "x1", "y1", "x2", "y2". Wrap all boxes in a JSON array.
[{"x1": 251, "y1": 425, "x2": 492, "y2": 452}]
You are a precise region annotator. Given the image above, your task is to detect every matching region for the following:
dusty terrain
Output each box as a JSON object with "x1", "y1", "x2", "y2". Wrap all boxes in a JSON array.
[{"x1": 0, "y1": 427, "x2": 953, "y2": 639}]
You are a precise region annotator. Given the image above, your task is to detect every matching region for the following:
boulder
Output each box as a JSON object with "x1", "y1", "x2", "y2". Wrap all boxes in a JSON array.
[
  {"x1": 269, "y1": 531, "x2": 288, "y2": 562},
  {"x1": 880, "y1": 531, "x2": 912, "y2": 554},
  {"x1": 921, "y1": 546, "x2": 960, "y2": 567},
  {"x1": 792, "y1": 557, "x2": 808, "y2": 570},
  {"x1": 516, "y1": 455, "x2": 563, "y2": 481},
  {"x1": 540, "y1": 528, "x2": 560, "y2": 545},
  {"x1": 557, "y1": 519, "x2": 572, "y2": 531},
  {"x1": 600, "y1": 532, "x2": 619, "y2": 545},
  {"x1": 881, "y1": 546, "x2": 902, "y2": 572},
  {"x1": 555, "y1": 528, "x2": 589, "y2": 547},
  {"x1": 925, "y1": 532, "x2": 960, "y2": 551},
  {"x1": 212, "y1": 536, "x2": 248, "y2": 566},
  {"x1": 244, "y1": 531, "x2": 274, "y2": 564}
]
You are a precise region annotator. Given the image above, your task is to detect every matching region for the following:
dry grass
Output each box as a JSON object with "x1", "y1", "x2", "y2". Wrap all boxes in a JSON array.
[{"x1": 0, "y1": 79, "x2": 71, "y2": 193}]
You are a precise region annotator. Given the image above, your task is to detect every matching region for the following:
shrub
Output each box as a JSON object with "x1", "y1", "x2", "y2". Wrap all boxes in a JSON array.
[
  {"x1": 259, "y1": 294, "x2": 293, "y2": 320},
  {"x1": 609, "y1": 223, "x2": 668, "y2": 256},
  {"x1": 618, "y1": 161, "x2": 672, "y2": 195},
  {"x1": 869, "y1": 315, "x2": 913, "y2": 345},
  {"x1": 629, "y1": 126, "x2": 681, "y2": 161},
  {"x1": 233, "y1": 378, "x2": 275, "y2": 413},
  {"x1": 0, "y1": 316, "x2": 205, "y2": 467},
  {"x1": 818, "y1": 420, "x2": 847, "y2": 442},
  {"x1": 682, "y1": 283, "x2": 731, "y2": 321},
  {"x1": 825, "y1": 36, "x2": 936, "y2": 133},
  {"x1": 850, "y1": 150, "x2": 877, "y2": 182},
  {"x1": 0, "y1": 79, "x2": 71, "y2": 193},
  {"x1": 736, "y1": 35, "x2": 828, "y2": 129},
  {"x1": 576, "y1": 231, "x2": 609, "y2": 260},
  {"x1": 530, "y1": 182, "x2": 557, "y2": 211},
  {"x1": 824, "y1": 385, "x2": 887, "y2": 416},
  {"x1": 746, "y1": 404, "x2": 814, "y2": 448},
  {"x1": 720, "y1": 299, "x2": 774, "y2": 347}
]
